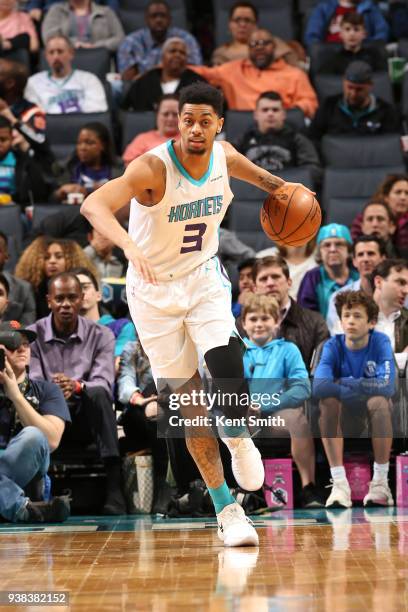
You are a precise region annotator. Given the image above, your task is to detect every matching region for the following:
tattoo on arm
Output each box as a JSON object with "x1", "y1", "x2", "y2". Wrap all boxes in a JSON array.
[{"x1": 257, "y1": 173, "x2": 284, "y2": 192}]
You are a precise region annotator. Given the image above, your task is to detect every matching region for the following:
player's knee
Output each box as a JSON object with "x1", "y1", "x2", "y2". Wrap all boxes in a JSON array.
[{"x1": 205, "y1": 336, "x2": 245, "y2": 379}]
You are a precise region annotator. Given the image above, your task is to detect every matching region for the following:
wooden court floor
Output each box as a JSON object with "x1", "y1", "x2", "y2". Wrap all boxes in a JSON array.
[{"x1": 0, "y1": 508, "x2": 408, "y2": 612}]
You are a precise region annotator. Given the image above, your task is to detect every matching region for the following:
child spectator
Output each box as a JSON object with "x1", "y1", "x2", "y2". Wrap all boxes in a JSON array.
[
  {"x1": 320, "y1": 12, "x2": 387, "y2": 74},
  {"x1": 304, "y1": 0, "x2": 388, "y2": 48},
  {"x1": 242, "y1": 294, "x2": 323, "y2": 507},
  {"x1": 54, "y1": 122, "x2": 123, "y2": 204},
  {"x1": 313, "y1": 289, "x2": 395, "y2": 508},
  {"x1": 15, "y1": 236, "x2": 97, "y2": 318},
  {"x1": 235, "y1": 91, "x2": 321, "y2": 182}
]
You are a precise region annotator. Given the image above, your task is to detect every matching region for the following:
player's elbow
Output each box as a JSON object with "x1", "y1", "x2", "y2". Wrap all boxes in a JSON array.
[{"x1": 80, "y1": 193, "x2": 94, "y2": 219}]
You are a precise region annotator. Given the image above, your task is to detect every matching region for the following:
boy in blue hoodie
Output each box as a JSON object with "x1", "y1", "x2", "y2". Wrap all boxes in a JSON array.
[
  {"x1": 313, "y1": 289, "x2": 395, "y2": 508},
  {"x1": 242, "y1": 294, "x2": 323, "y2": 508}
]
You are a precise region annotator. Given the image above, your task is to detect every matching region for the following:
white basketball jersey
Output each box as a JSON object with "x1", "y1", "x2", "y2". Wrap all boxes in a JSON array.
[{"x1": 128, "y1": 140, "x2": 233, "y2": 281}]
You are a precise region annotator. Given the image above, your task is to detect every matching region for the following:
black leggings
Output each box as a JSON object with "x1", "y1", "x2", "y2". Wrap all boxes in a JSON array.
[{"x1": 204, "y1": 336, "x2": 249, "y2": 420}]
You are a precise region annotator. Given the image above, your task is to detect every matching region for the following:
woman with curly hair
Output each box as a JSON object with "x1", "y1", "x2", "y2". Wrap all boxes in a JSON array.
[{"x1": 15, "y1": 236, "x2": 98, "y2": 318}]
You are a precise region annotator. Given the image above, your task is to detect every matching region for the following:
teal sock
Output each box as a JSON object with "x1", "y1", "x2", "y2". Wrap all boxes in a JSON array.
[
  {"x1": 223, "y1": 424, "x2": 247, "y2": 437},
  {"x1": 208, "y1": 481, "x2": 235, "y2": 514}
]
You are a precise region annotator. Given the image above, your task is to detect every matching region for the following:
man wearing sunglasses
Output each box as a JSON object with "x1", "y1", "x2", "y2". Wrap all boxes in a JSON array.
[{"x1": 191, "y1": 28, "x2": 318, "y2": 118}]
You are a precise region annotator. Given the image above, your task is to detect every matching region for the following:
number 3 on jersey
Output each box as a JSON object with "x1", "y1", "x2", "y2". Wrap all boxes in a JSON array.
[{"x1": 180, "y1": 223, "x2": 207, "y2": 254}]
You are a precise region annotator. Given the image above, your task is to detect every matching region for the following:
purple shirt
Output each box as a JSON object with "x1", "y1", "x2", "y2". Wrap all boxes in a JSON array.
[{"x1": 28, "y1": 314, "x2": 115, "y2": 398}]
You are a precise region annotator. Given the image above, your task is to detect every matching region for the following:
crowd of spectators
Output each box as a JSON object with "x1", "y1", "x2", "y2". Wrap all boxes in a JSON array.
[{"x1": 0, "y1": 0, "x2": 408, "y2": 522}]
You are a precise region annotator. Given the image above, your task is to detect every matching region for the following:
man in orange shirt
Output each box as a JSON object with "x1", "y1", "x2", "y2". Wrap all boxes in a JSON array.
[{"x1": 191, "y1": 29, "x2": 318, "y2": 118}]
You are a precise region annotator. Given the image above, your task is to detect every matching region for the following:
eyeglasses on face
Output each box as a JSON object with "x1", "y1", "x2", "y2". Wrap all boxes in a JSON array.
[{"x1": 249, "y1": 39, "x2": 274, "y2": 48}]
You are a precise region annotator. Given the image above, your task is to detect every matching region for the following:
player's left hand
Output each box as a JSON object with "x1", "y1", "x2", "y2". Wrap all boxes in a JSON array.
[{"x1": 124, "y1": 241, "x2": 157, "y2": 285}]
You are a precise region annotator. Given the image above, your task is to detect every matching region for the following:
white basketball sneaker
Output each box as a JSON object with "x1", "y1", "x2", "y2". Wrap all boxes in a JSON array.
[
  {"x1": 217, "y1": 502, "x2": 259, "y2": 547},
  {"x1": 363, "y1": 479, "x2": 394, "y2": 507},
  {"x1": 222, "y1": 436, "x2": 265, "y2": 491},
  {"x1": 325, "y1": 479, "x2": 352, "y2": 508}
]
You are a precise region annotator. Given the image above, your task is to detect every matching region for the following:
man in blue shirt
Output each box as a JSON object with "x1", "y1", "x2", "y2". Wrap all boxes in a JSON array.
[
  {"x1": 0, "y1": 320, "x2": 71, "y2": 523},
  {"x1": 117, "y1": 0, "x2": 202, "y2": 81},
  {"x1": 313, "y1": 289, "x2": 395, "y2": 508}
]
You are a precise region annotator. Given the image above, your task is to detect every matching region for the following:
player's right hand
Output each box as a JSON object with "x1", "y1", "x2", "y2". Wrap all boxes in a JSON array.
[{"x1": 124, "y1": 242, "x2": 157, "y2": 285}]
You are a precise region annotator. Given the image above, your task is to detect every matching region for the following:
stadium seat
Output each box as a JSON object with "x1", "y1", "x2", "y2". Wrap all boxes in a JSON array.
[
  {"x1": 32, "y1": 204, "x2": 71, "y2": 231},
  {"x1": 236, "y1": 230, "x2": 273, "y2": 252},
  {"x1": 321, "y1": 165, "x2": 406, "y2": 211},
  {"x1": 120, "y1": 110, "x2": 156, "y2": 149},
  {"x1": 321, "y1": 134, "x2": 404, "y2": 168},
  {"x1": 214, "y1": 0, "x2": 294, "y2": 47},
  {"x1": 314, "y1": 72, "x2": 394, "y2": 104},
  {"x1": 0, "y1": 205, "x2": 23, "y2": 253},
  {"x1": 1, "y1": 47, "x2": 30, "y2": 67},
  {"x1": 225, "y1": 108, "x2": 305, "y2": 142},
  {"x1": 231, "y1": 166, "x2": 315, "y2": 200},
  {"x1": 229, "y1": 200, "x2": 264, "y2": 232},
  {"x1": 325, "y1": 197, "x2": 367, "y2": 226},
  {"x1": 39, "y1": 47, "x2": 111, "y2": 81},
  {"x1": 118, "y1": 6, "x2": 186, "y2": 35},
  {"x1": 46, "y1": 112, "x2": 113, "y2": 160}
]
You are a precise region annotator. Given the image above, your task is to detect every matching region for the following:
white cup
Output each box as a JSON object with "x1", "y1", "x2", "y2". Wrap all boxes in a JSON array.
[{"x1": 67, "y1": 192, "x2": 85, "y2": 205}]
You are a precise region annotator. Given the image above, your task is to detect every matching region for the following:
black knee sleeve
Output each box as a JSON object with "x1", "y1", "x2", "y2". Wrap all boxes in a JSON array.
[{"x1": 204, "y1": 337, "x2": 249, "y2": 419}]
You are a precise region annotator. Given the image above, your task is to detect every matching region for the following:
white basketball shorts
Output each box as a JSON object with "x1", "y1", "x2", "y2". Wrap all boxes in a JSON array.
[{"x1": 126, "y1": 256, "x2": 237, "y2": 384}]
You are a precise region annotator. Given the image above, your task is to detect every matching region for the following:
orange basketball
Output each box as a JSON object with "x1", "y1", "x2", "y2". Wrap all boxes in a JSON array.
[{"x1": 260, "y1": 183, "x2": 322, "y2": 247}]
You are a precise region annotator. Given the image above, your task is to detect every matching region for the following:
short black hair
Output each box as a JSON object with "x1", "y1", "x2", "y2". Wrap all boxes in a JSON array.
[
  {"x1": 178, "y1": 82, "x2": 224, "y2": 117},
  {"x1": 256, "y1": 91, "x2": 283, "y2": 106},
  {"x1": 0, "y1": 230, "x2": 7, "y2": 248},
  {"x1": 238, "y1": 257, "x2": 256, "y2": 273},
  {"x1": 0, "y1": 272, "x2": 9, "y2": 296},
  {"x1": 369, "y1": 258, "x2": 408, "y2": 291},
  {"x1": 353, "y1": 234, "x2": 386, "y2": 257},
  {"x1": 146, "y1": 0, "x2": 169, "y2": 14},
  {"x1": 71, "y1": 266, "x2": 99, "y2": 291},
  {"x1": 229, "y1": 1, "x2": 258, "y2": 21},
  {"x1": 47, "y1": 272, "x2": 82, "y2": 294},
  {"x1": 0, "y1": 116, "x2": 12, "y2": 131}
]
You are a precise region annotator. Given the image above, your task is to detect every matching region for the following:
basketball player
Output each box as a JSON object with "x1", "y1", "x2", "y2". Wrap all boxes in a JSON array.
[{"x1": 81, "y1": 82, "x2": 309, "y2": 547}]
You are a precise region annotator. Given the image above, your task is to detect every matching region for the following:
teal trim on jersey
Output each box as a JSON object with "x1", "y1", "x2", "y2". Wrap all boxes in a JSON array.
[
  {"x1": 214, "y1": 255, "x2": 231, "y2": 294},
  {"x1": 167, "y1": 140, "x2": 214, "y2": 187}
]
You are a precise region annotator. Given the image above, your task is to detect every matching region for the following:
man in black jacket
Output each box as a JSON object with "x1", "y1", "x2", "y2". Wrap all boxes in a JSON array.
[
  {"x1": 252, "y1": 255, "x2": 329, "y2": 369},
  {"x1": 309, "y1": 60, "x2": 399, "y2": 142},
  {"x1": 236, "y1": 91, "x2": 321, "y2": 183},
  {"x1": 122, "y1": 37, "x2": 207, "y2": 111}
]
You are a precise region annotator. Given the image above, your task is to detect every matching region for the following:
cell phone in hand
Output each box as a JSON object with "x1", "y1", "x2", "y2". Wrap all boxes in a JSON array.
[{"x1": 0, "y1": 348, "x2": 4, "y2": 370}]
